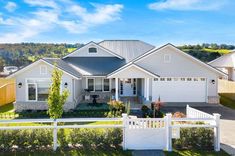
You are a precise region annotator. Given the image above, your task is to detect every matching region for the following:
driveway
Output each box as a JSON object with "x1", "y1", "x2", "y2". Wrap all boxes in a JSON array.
[{"x1": 162, "y1": 104, "x2": 235, "y2": 155}]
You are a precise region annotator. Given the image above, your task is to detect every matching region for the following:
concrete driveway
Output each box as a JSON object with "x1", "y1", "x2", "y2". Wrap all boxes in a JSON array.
[{"x1": 162, "y1": 104, "x2": 235, "y2": 155}]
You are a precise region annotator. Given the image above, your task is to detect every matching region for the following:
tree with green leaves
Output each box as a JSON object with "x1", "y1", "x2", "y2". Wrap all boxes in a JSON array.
[{"x1": 47, "y1": 65, "x2": 69, "y2": 119}]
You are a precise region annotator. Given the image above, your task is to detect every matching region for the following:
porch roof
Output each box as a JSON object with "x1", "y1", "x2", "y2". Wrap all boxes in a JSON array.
[{"x1": 107, "y1": 63, "x2": 159, "y2": 78}]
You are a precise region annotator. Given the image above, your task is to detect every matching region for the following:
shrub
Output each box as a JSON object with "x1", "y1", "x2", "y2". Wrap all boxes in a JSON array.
[
  {"x1": 107, "y1": 100, "x2": 125, "y2": 117},
  {"x1": 0, "y1": 129, "x2": 52, "y2": 151},
  {"x1": 173, "y1": 128, "x2": 214, "y2": 150},
  {"x1": 141, "y1": 105, "x2": 150, "y2": 118},
  {"x1": 70, "y1": 128, "x2": 122, "y2": 149}
]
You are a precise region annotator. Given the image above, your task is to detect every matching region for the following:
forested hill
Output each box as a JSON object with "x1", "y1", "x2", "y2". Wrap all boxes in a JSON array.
[
  {"x1": 0, "y1": 43, "x2": 234, "y2": 71},
  {"x1": 0, "y1": 43, "x2": 82, "y2": 70}
]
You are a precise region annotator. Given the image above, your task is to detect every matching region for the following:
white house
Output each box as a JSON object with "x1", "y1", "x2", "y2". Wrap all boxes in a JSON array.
[
  {"x1": 209, "y1": 50, "x2": 235, "y2": 81},
  {"x1": 8, "y1": 40, "x2": 226, "y2": 112}
]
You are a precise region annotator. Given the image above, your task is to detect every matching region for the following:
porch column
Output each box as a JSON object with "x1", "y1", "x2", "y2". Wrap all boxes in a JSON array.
[
  {"x1": 144, "y1": 78, "x2": 150, "y2": 101},
  {"x1": 115, "y1": 78, "x2": 119, "y2": 101},
  {"x1": 146, "y1": 78, "x2": 150, "y2": 101}
]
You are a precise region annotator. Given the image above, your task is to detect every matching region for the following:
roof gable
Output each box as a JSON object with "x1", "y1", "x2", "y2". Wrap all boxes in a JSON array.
[
  {"x1": 107, "y1": 63, "x2": 159, "y2": 78},
  {"x1": 63, "y1": 41, "x2": 123, "y2": 59},
  {"x1": 134, "y1": 43, "x2": 226, "y2": 76},
  {"x1": 7, "y1": 59, "x2": 81, "y2": 79}
]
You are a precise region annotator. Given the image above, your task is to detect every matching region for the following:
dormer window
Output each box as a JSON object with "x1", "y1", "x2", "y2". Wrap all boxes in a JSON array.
[{"x1": 88, "y1": 47, "x2": 97, "y2": 53}]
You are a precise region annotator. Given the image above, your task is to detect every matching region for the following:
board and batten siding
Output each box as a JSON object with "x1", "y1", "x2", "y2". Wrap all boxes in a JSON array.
[
  {"x1": 136, "y1": 46, "x2": 220, "y2": 97},
  {"x1": 15, "y1": 61, "x2": 75, "y2": 103}
]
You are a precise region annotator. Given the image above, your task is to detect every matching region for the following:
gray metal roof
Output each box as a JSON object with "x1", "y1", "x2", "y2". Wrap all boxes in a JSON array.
[
  {"x1": 43, "y1": 58, "x2": 82, "y2": 78},
  {"x1": 63, "y1": 57, "x2": 126, "y2": 76},
  {"x1": 98, "y1": 40, "x2": 155, "y2": 62}
]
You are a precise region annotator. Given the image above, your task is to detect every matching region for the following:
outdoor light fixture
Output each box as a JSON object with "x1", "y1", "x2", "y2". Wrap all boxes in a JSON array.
[
  {"x1": 64, "y1": 82, "x2": 68, "y2": 88},
  {"x1": 211, "y1": 79, "x2": 215, "y2": 84},
  {"x1": 18, "y1": 82, "x2": 22, "y2": 88}
]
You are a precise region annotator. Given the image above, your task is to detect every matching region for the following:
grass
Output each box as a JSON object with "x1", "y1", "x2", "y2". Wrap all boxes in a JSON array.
[
  {"x1": 165, "y1": 149, "x2": 229, "y2": 156},
  {"x1": 0, "y1": 102, "x2": 14, "y2": 113},
  {"x1": 219, "y1": 93, "x2": 235, "y2": 109},
  {"x1": 67, "y1": 48, "x2": 77, "y2": 53},
  {"x1": 203, "y1": 48, "x2": 230, "y2": 54},
  {"x1": 0, "y1": 149, "x2": 131, "y2": 156}
]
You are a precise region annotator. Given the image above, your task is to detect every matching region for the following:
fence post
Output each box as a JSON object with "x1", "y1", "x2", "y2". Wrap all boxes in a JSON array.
[
  {"x1": 213, "y1": 113, "x2": 221, "y2": 151},
  {"x1": 165, "y1": 113, "x2": 172, "y2": 151},
  {"x1": 53, "y1": 119, "x2": 58, "y2": 151},
  {"x1": 186, "y1": 105, "x2": 189, "y2": 118},
  {"x1": 122, "y1": 113, "x2": 128, "y2": 150}
]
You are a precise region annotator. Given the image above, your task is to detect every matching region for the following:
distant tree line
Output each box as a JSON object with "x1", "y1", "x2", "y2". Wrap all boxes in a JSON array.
[
  {"x1": 180, "y1": 43, "x2": 235, "y2": 50},
  {"x1": 0, "y1": 43, "x2": 83, "y2": 71}
]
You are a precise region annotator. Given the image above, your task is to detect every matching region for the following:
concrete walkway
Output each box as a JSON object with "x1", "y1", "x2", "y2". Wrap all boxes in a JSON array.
[{"x1": 132, "y1": 150, "x2": 165, "y2": 156}]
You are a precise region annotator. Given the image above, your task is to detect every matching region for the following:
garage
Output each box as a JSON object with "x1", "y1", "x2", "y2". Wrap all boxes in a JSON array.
[{"x1": 152, "y1": 77, "x2": 207, "y2": 102}]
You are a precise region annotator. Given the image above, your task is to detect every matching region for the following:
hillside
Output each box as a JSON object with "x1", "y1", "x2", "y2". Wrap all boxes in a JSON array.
[{"x1": 0, "y1": 43, "x2": 234, "y2": 71}]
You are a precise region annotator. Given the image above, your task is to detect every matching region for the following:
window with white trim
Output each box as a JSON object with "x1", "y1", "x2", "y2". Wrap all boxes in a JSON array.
[
  {"x1": 40, "y1": 65, "x2": 47, "y2": 75},
  {"x1": 88, "y1": 47, "x2": 97, "y2": 53},
  {"x1": 87, "y1": 79, "x2": 95, "y2": 91},
  {"x1": 27, "y1": 79, "x2": 51, "y2": 101},
  {"x1": 103, "y1": 79, "x2": 110, "y2": 91},
  {"x1": 164, "y1": 54, "x2": 171, "y2": 63}
]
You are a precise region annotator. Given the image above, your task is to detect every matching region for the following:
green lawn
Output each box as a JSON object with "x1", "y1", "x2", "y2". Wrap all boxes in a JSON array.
[
  {"x1": 0, "y1": 149, "x2": 131, "y2": 156},
  {"x1": 219, "y1": 93, "x2": 235, "y2": 109},
  {"x1": 67, "y1": 48, "x2": 77, "y2": 53},
  {"x1": 0, "y1": 103, "x2": 14, "y2": 113},
  {"x1": 203, "y1": 48, "x2": 230, "y2": 54},
  {"x1": 165, "y1": 149, "x2": 229, "y2": 156}
]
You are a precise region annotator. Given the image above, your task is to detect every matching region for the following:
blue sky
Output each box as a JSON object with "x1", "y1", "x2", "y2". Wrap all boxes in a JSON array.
[{"x1": 0, "y1": 0, "x2": 235, "y2": 46}]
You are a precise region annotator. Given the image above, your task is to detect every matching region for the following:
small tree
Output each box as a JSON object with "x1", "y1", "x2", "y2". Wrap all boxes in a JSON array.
[{"x1": 47, "y1": 66, "x2": 69, "y2": 119}]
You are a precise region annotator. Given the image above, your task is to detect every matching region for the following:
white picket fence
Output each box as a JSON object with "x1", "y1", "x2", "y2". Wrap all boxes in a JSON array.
[{"x1": 0, "y1": 105, "x2": 221, "y2": 152}]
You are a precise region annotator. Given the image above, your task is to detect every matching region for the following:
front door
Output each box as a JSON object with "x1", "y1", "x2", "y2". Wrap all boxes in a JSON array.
[{"x1": 120, "y1": 78, "x2": 137, "y2": 96}]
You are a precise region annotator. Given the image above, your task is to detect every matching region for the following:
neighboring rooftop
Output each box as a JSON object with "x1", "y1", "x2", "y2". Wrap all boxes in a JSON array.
[
  {"x1": 209, "y1": 51, "x2": 235, "y2": 68},
  {"x1": 98, "y1": 40, "x2": 155, "y2": 62}
]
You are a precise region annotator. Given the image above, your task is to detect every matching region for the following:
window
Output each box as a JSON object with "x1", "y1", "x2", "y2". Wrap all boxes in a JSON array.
[
  {"x1": 181, "y1": 78, "x2": 185, "y2": 81},
  {"x1": 40, "y1": 65, "x2": 47, "y2": 75},
  {"x1": 160, "y1": 78, "x2": 165, "y2": 81},
  {"x1": 37, "y1": 80, "x2": 50, "y2": 101},
  {"x1": 87, "y1": 79, "x2": 94, "y2": 91},
  {"x1": 201, "y1": 78, "x2": 206, "y2": 81},
  {"x1": 194, "y1": 78, "x2": 198, "y2": 81},
  {"x1": 187, "y1": 78, "x2": 192, "y2": 81},
  {"x1": 27, "y1": 79, "x2": 51, "y2": 101},
  {"x1": 103, "y1": 79, "x2": 110, "y2": 91},
  {"x1": 164, "y1": 54, "x2": 171, "y2": 63},
  {"x1": 154, "y1": 78, "x2": 158, "y2": 81},
  {"x1": 28, "y1": 83, "x2": 36, "y2": 101},
  {"x1": 95, "y1": 78, "x2": 102, "y2": 91},
  {"x1": 167, "y1": 78, "x2": 172, "y2": 81},
  {"x1": 88, "y1": 47, "x2": 97, "y2": 53}
]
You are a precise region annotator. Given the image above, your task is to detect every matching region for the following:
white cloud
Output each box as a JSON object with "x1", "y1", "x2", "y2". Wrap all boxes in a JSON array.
[
  {"x1": 24, "y1": 0, "x2": 58, "y2": 9},
  {"x1": 0, "y1": 1, "x2": 123, "y2": 42},
  {"x1": 62, "y1": 3, "x2": 123, "y2": 33},
  {"x1": 148, "y1": 0, "x2": 227, "y2": 11},
  {"x1": 5, "y1": 2, "x2": 17, "y2": 12}
]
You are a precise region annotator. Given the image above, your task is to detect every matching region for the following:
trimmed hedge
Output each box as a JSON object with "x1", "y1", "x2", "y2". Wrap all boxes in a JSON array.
[
  {"x1": 0, "y1": 128, "x2": 122, "y2": 151},
  {"x1": 173, "y1": 128, "x2": 214, "y2": 150},
  {"x1": 0, "y1": 110, "x2": 110, "y2": 119},
  {"x1": 0, "y1": 129, "x2": 53, "y2": 151}
]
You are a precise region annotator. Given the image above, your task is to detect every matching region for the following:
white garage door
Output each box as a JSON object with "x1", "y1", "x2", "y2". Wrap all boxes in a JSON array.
[{"x1": 152, "y1": 77, "x2": 206, "y2": 102}]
